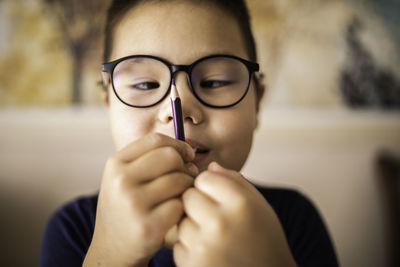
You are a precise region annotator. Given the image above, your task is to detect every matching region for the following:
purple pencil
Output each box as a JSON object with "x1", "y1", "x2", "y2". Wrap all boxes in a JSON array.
[{"x1": 170, "y1": 79, "x2": 185, "y2": 141}]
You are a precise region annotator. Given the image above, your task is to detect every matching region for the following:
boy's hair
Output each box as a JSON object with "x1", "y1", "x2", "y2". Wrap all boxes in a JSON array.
[{"x1": 103, "y1": 0, "x2": 257, "y2": 63}]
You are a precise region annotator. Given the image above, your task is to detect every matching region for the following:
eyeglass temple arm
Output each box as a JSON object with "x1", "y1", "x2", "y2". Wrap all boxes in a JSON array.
[{"x1": 101, "y1": 63, "x2": 112, "y2": 87}]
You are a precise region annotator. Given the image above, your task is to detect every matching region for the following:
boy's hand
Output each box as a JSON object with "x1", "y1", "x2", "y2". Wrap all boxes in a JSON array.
[
  {"x1": 174, "y1": 162, "x2": 297, "y2": 267},
  {"x1": 83, "y1": 133, "x2": 197, "y2": 267}
]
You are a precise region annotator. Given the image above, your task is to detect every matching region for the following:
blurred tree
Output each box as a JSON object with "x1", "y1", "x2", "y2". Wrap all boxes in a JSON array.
[
  {"x1": 0, "y1": 0, "x2": 71, "y2": 106},
  {"x1": 340, "y1": 19, "x2": 400, "y2": 109},
  {"x1": 43, "y1": 0, "x2": 109, "y2": 105}
]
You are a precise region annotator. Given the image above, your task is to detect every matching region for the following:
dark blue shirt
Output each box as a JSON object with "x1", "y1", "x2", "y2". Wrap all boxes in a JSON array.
[{"x1": 39, "y1": 187, "x2": 339, "y2": 266}]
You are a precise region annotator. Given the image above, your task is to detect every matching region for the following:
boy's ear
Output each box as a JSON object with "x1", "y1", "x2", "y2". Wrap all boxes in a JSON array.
[
  {"x1": 101, "y1": 90, "x2": 109, "y2": 107},
  {"x1": 101, "y1": 72, "x2": 110, "y2": 107},
  {"x1": 255, "y1": 74, "x2": 266, "y2": 113},
  {"x1": 255, "y1": 77, "x2": 266, "y2": 130},
  {"x1": 256, "y1": 83, "x2": 266, "y2": 113}
]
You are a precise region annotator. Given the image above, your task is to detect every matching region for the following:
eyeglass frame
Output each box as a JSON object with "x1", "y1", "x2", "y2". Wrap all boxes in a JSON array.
[{"x1": 102, "y1": 54, "x2": 260, "y2": 109}]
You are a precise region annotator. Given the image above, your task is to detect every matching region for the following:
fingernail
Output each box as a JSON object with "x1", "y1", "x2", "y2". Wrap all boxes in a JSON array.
[
  {"x1": 187, "y1": 163, "x2": 199, "y2": 177},
  {"x1": 208, "y1": 161, "x2": 222, "y2": 171}
]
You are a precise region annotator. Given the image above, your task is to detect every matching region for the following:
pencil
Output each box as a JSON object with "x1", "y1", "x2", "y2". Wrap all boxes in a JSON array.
[{"x1": 170, "y1": 79, "x2": 185, "y2": 141}]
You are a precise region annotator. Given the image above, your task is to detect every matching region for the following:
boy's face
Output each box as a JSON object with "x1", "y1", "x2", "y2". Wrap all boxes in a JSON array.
[{"x1": 107, "y1": 1, "x2": 261, "y2": 172}]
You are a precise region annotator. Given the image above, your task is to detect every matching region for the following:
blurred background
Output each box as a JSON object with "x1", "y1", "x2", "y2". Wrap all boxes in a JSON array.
[{"x1": 1, "y1": 0, "x2": 400, "y2": 266}]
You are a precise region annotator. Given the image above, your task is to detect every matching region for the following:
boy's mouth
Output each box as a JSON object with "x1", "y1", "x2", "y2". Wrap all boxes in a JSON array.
[
  {"x1": 186, "y1": 139, "x2": 210, "y2": 164},
  {"x1": 194, "y1": 148, "x2": 209, "y2": 154}
]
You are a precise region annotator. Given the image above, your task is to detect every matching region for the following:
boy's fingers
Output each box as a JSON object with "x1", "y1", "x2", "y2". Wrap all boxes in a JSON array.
[
  {"x1": 116, "y1": 133, "x2": 195, "y2": 163},
  {"x1": 194, "y1": 170, "x2": 244, "y2": 206},
  {"x1": 182, "y1": 187, "x2": 217, "y2": 225},
  {"x1": 208, "y1": 161, "x2": 253, "y2": 190},
  {"x1": 177, "y1": 217, "x2": 198, "y2": 249},
  {"x1": 142, "y1": 172, "x2": 194, "y2": 207},
  {"x1": 173, "y1": 241, "x2": 188, "y2": 266},
  {"x1": 127, "y1": 147, "x2": 194, "y2": 183},
  {"x1": 151, "y1": 198, "x2": 184, "y2": 232}
]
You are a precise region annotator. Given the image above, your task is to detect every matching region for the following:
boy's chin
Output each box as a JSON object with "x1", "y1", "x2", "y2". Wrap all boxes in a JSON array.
[{"x1": 163, "y1": 224, "x2": 178, "y2": 249}]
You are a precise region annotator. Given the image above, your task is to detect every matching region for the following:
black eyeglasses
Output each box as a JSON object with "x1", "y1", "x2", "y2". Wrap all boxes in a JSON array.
[{"x1": 102, "y1": 54, "x2": 259, "y2": 108}]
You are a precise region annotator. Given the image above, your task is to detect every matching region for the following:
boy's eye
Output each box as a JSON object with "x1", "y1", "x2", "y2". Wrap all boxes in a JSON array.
[
  {"x1": 199, "y1": 80, "x2": 233, "y2": 89},
  {"x1": 132, "y1": 82, "x2": 160, "y2": 90}
]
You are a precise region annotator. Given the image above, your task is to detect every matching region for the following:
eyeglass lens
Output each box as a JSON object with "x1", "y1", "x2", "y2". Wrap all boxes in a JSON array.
[{"x1": 112, "y1": 57, "x2": 250, "y2": 107}]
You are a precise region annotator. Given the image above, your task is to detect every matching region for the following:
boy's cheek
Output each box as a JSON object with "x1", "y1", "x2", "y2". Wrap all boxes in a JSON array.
[
  {"x1": 109, "y1": 107, "x2": 159, "y2": 150},
  {"x1": 211, "y1": 120, "x2": 254, "y2": 171}
]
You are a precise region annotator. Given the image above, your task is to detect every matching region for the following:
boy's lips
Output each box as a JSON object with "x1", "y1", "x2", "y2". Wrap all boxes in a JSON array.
[{"x1": 186, "y1": 139, "x2": 211, "y2": 164}]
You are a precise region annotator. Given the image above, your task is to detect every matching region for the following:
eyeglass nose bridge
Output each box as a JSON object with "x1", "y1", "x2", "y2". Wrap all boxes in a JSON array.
[
  {"x1": 171, "y1": 64, "x2": 191, "y2": 77},
  {"x1": 170, "y1": 65, "x2": 193, "y2": 92}
]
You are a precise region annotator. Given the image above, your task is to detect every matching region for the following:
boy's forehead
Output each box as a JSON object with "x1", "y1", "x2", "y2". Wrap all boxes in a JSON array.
[{"x1": 111, "y1": 1, "x2": 248, "y2": 63}]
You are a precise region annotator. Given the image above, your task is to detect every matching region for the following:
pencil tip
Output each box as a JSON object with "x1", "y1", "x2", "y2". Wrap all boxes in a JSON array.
[
  {"x1": 171, "y1": 80, "x2": 179, "y2": 100},
  {"x1": 172, "y1": 79, "x2": 175, "y2": 86}
]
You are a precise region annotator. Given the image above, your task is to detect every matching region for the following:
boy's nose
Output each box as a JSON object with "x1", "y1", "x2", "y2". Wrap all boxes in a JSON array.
[
  {"x1": 174, "y1": 73, "x2": 204, "y2": 124},
  {"x1": 157, "y1": 73, "x2": 204, "y2": 125}
]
